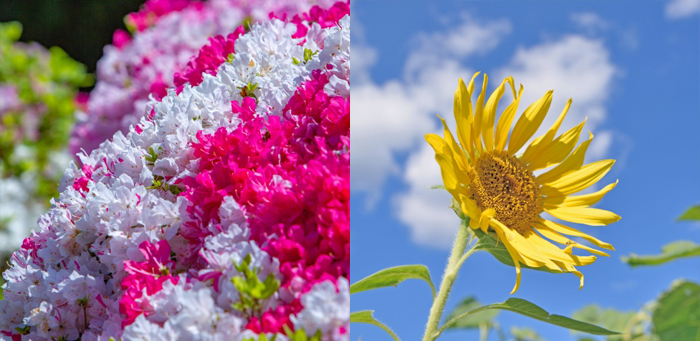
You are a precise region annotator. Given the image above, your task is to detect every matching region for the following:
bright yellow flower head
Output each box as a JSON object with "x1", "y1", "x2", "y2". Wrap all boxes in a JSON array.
[{"x1": 426, "y1": 72, "x2": 620, "y2": 294}]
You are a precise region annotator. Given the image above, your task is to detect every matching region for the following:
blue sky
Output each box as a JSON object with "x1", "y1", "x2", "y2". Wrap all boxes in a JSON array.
[{"x1": 350, "y1": 1, "x2": 700, "y2": 340}]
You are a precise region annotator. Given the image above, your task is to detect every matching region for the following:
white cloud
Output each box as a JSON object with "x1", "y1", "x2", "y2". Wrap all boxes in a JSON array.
[
  {"x1": 666, "y1": 0, "x2": 700, "y2": 19},
  {"x1": 587, "y1": 130, "x2": 613, "y2": 161},
  {"x1": 496, "y1": 35, "x2": 617, "y2": 153},
  {"x1": 394, "y1": 139, "x2": 461, "y2": 248},
  {"x1": 570, "y1": 12, "x2": 609, "y2": 34},
  {"x1": 404, "y1": 17, "x2": 511, "y2": 80},
  {"x1": 351, "y1": 16, "x2": 510, "y2": 206}
]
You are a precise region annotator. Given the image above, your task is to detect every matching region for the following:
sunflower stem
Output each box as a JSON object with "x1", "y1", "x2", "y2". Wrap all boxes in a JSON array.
[{"x1": 422, "y1": 218, "x2": 476, "y2": 341}]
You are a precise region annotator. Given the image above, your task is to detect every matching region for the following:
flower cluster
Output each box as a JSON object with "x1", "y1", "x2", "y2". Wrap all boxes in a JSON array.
[
  {"x1": 1, "y1": 3, "x2": 349, "y2": 340},
  {"x1": 0, "y1": 21, "x2": 92, "y2": 256},
  {"x1": 70, "y1": 0, "x2": 341, "y2": 155}
]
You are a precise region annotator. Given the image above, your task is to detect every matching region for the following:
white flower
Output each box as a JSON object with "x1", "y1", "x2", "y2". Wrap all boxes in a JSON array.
[{"x1": 293, "y1": 278, "x2": 350, "y2": 340}]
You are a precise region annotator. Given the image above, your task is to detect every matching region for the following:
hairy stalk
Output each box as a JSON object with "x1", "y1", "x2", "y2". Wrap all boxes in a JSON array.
[{"x1": 422, "y1": 219, "x2": 477, "y2": 341}]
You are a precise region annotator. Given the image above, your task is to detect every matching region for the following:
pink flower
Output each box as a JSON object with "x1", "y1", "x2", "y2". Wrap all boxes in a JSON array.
[
  {"x1": 112, "y1": 29, "x2": 131, "y2": 49},
  {"x1": 119, "y1": 240, "x2": 178, "y2": 326}
]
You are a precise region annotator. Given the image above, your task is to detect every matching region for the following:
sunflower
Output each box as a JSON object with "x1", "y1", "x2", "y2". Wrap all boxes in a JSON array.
[{"x1": 426, "y1": 72, "x2": 619, "y2": 294}]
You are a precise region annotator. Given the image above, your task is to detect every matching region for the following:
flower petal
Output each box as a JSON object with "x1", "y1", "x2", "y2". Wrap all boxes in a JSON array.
[
  {"x1": 535, "y1": 225, "x2": 610, "y2": 257},
  {"x1": 537, "y1": 132, "x2": 593, "y2": 184},
  {"x1": 425, "y1": 134, "x2": 464, "y2": 199},
  {"x1": 491, "y1": 221, "x2": 522, "y2": 294},
  {"x1": 454, "y1": 76, "x2": 477, "y2": 158},
  {"x1": 507, "y1": 90, "x2": 553, "y2": 154},
  {"x1": 438, "y1": 115, "x2": 471, "y2": 178},
  {"x1": 495, "y1": 83, "x2": 523, "y2": 152},
  {"x1": 521, "y1": 99, "x2": 572, "y2": 165},
  {"x1": 459, "y1": 194, "x2": 482, "y2": 229},
  {"x1": 482, "y1": 78, "x2": 508, "y2": 151},
  {"x1": 544, "y1": 181, "x2": 618, "y2": 208},
  {"x1": 472, "y1": 74, "x2": 488, "y2": 154},
  {"x1": 545, "y1": 206, "x2": 621, "y2": 226},
  {"x1": 525, "y1": 118, "x2": 585, "y2": 171},
  {"x1": 540, "y1": 159, "x2": 615, "y2": 196},
  {"x1": 537, "y1": 218, "x2": 614, "y2": 250}
]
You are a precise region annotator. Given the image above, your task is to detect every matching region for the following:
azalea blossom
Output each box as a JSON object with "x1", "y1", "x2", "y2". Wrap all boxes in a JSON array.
[{"x1": 1, "y1": 2, "x2": 349, "y2": 340}]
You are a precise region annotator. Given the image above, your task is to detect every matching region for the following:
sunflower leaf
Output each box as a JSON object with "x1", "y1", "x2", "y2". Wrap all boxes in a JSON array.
[
  {"x1": 350, "y1": 310, "x2": 401, "y2": 341},
  {"x1": 430, "y1": 184, "x2": 446, "y2": 190},
  {"x1": 443, "y1": 296, "x2": 499, "y2": 329},
  {"x1": 472, "y1": 229, "x2": 562, "y2": 273},
  {"x1": 510, "y1": 326, "x2": 546, "y2": 341},
  {"x1": 572, "y1": 305, "x2": 639, "y2": 340},
  {"x1": 437, "y1": 298, "x2": 619, "y2": 337},
  {"x1": 350, "y1": 265, "x2": 436, "y2": 299},
  {"x1": 678, "y1": 205, "x2": 700, "y2": 221},
  {"x1": 652, "y1": 280, "x2": 700, "y2": 341},
  {"x1": 622, "y1": 240, "x2": 700, "y2": 267}
]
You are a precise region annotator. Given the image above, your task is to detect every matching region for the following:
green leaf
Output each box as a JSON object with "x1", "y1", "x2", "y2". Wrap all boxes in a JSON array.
[
  {"x1": 572, "y1": 304, "x2": 638, "y2": 340},
  {"x1": 0, "y1": 21, "x2": 22, "y2": 41},
  {"x1": 350, "y1": 311, "x2": 400, "y2": 341},
  {"x1": 473, "y1": 229, "x2": 562, "y2": 273},
  {"x1": 242, "y1": 17, "x2": 253, "y2": 32},
  {"x1": 430, "y1": 184, "x2": 446, "y2": 190},
  {"x1": 443, "y1": 296, "x2": 499, "y2": 329},
  {"x1": 303, "y1": 48, "x2": 318, "y2": 63},
  {"x1": 510, "y1": 326, "x2": 546, "y2": 341},
  {"x1": 652, "y1": 280, "x2": 700, "y2": 341},
  {"x1": 350, "y1": 265, "x2": 435, "y2": 299},
  {"x1": 439, "y1": 298, "x2": 619, "y2": 337},
  {"x1": 622, "y1": 241, "x2": 700, "y2": 267},
  {"x1": 678, "y1": 205, "x2": 700, "y2": 221}
]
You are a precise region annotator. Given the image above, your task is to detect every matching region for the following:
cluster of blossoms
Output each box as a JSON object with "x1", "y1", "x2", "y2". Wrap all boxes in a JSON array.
[
  {"x1": 1, "y1": 1, "x2": 350, "y2": 340},
  {"x1": 0, "y1": 21, "x2": 92, "y2": 256},
  {"x1": 70, "y1": 0, "x2": 343, "y2": 155}
]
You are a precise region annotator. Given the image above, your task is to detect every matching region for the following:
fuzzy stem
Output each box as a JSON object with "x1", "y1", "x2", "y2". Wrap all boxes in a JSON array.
[{"x1": 422, "y1": 219, "x2": 475, "y2": 341}]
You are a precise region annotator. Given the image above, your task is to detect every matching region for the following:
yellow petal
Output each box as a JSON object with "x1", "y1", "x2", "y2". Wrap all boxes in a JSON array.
[
  {"x1": 507, "y1": 90, "x2": 554, "y2": 154},
  {"x1": 520, "y1": 230, "x2": 587, "y2": 266},
  {"x1": 492, "y1": 220, "x2": 559, "y2": 270},
  {"x1": 472, "y1": 74, "x2": 488, "y2": 154},
  {"x1": 535, "y1": 225, "x2": 610, "y2": 257},
  {"x1": 537, "y1": 132, "x2": 592, "y2": 184},
  {"x1": 545, "y1": 206, "x2": 621, "y2": 226},
  {"x1": 466, "y1": 72, "x2": 478, "y2": 95},
  {"x1": 520, "y1": 99, "x2": 572, "y2": 165},
  {"x1": 494, "y1": 84, "x2": 523, "y2": 151},
  {"x1": 540, "y1": 159, "x2": 615, "y2": 196},
  {"x1": 525, "y1": 231, "x2": 597, "y2": 266},
  {"x1": 554, "y1": 260, "x2": 584, "y2": 290},
  {"x1": 545, "y1": 98, "x2": 573, "y2": 141},
  {"x1": 437, "y1": 116, "x2": 471, "y2": 179},
  {"x1": 482, "y1": 78, "x2": 508, "y2": 151},
  {"x1": 538, "y1": 218, "x2": 614, "y2": 250},
  {"x1": 425, "y1": 134, "x2": 462, "y2": 198},
  {"x1": 564, "y1": 243, "x2": 610, "y2": 257},
  {"x1": 480, "y1": 208, "x2": 496, "y2": 233},
  {"x1": 525, "y1": 119, "x2": 585, "y2": 171},
  {"x1": 458, "y1": 194, "x2": 482, "y2": 228},
  {"x1": 491, "y1": 222, "x2": 522, "y2": 294},
  {"x1": 454, "y1": 77, "x2": 475, "y2": 159},
  {"x1": 544, "y1": 181, "x2": 618, "y2": 208}
]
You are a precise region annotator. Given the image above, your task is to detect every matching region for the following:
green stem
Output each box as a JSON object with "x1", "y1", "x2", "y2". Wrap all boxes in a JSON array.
[
  {"x1": 422, "y1": 219, "x2": 476, "y2": 341},
  {"x1": 478, "y1": 322, "x2": 489, "y2": 341}
]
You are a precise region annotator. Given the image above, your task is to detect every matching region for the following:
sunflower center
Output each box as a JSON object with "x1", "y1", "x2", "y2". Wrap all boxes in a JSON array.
[{"x1": 470, "y1": 150, "x2": 542, "y2": 234}]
